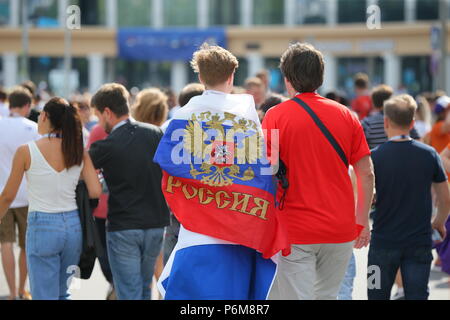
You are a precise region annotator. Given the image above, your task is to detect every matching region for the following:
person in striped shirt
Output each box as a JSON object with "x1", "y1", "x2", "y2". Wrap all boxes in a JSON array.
[{"x1": 362, "y1": 84, "x2": 419, "y2": 150}]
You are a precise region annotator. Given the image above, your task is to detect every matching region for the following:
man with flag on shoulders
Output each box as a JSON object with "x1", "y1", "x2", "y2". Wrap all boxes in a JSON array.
[{"x1": 154, "y1": 43, "x2": 290, "y2": 300}]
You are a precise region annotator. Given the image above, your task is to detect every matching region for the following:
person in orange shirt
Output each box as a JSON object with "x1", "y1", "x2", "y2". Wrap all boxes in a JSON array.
[{"x1": 429, "y1": 96, "x2": 450, "y2": 153}]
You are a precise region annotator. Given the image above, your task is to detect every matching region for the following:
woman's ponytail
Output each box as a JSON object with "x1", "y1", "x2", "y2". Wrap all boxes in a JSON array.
[{"x1": 43, "y1": 97, "x2": 84, "y2": 169}]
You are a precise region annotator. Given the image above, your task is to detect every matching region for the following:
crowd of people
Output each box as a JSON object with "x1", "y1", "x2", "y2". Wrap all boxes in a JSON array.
[{"x1": 0, "y1": 41, "x2": 449, "y2": 301}]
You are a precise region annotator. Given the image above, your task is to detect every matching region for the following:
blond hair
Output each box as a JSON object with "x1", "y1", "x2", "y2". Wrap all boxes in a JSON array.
[
  {"x1": 244, "y1": 77, "x2": 264, "y2": 89},
  {"x1": 132, "y1": 88, "x2": 168, "y2": 127},
  {"x1": 384, "y1": 94, "x2": 418, "y2": 128},
  {"x1": 191, "y1": 43, "x2": 239, "y2": 87}
]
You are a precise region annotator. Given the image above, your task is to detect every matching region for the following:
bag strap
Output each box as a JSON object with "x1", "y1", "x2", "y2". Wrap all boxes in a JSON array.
[{"x1": 292, "y1": 96, "x2": 349, "y2": 168}]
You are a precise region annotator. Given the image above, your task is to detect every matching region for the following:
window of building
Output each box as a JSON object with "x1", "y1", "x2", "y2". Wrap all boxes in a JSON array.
[
  {"x1": 234, "y1": 58, "x2": 249, "y2": 87},
  {"x1": 114, "y1": 60, "x2": 171, "y2": 90},
  {"x1": 0, "y1": 0, "x2": 9, "y2": 25},
  {"x1": 401, "y1": 56, "x2": 433, "y2": 95},
  {"x1": 209, "y1": 0, "x2": 240, "y2": 26},
  {"x1": 379, "y1": 0, "x2": 405, "y2": 22},
  {"x1": 73, "y1": 0, "x2": 106, "y2": 26},
  {"x1": 20, "y1": 0, "x2": 59, "y2": 27},
  {"x1": 253, "y1": 0, "x2": 284, "y2": 25},
  {"x1": 265, "y1": 58, "x2": 284, "y2": 93},
  {"x1": 298, "y1": 0, "x2": 327, "y2": 25},
  {"x1": 164, "y1": 0, "x2": 197, "y2": 27},
  {"x1": 337, "y1": 57, "x2": 384, "y2": 99},
  {"x1": 416, "y1": 0, "x2": 438, "y2": 20},
  {"x1": 28, "y1": 57, "x2": 86, "y2": 95},
  {"x1": 118, "y1": 0, "x2": 151, "y2": 27},
  {"x1": 337, "y1": 0, "x2": 366, "y2": 24}
]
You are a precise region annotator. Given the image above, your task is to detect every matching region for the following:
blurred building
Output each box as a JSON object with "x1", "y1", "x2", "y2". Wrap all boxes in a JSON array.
[{"x1": 0, "y1": 0, "x2": 448, "y2": 97}]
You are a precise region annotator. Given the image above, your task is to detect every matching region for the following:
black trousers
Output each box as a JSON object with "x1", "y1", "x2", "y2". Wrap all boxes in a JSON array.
[{"x1": 95, "y1": 217, "x2": 114, "y2": 284}]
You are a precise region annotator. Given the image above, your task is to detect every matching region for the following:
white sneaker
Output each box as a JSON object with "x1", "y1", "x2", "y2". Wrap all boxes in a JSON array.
[
  {"x1": 431, "y1": 264, "x2": 443, "y2": 273},
  {"x1": 391, "y1": 288, "x2": 405, "y2": 300}
]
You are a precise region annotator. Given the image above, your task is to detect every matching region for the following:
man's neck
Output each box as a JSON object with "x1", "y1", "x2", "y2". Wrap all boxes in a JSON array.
[
  {"x1": 110, "y1": 115, "x2": 130, "y2": 129},
  {"x1": 387, "y1": 128, "x2": 411, "y2": 140},
  {"x1": 205, "y1": 84, "x2": 232, "y2": 94},
  {"x1": 9, "y1": 107, "x2": 27, "y2": 117}
]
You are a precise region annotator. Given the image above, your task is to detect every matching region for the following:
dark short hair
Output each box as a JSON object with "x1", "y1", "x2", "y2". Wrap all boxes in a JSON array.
[
  {"x1": 280, "y1": 42, "x2": 324, "y2": 93},
  {"x1": 384, "y1": 95, "x2": 417, "y2": 128},
  {"x1": 325, "y1": 91, "x2": 339, "y2": 102},
  {"x1": 91, "y1": 83, "x2": 130, "y2": 117},
  {"x1": 178, "y1": 83, "x2": 205, "y2": 107},
  {"x1": 371, "y1": 84, "x2": 394, "y2": 109},
  {"x1": 9, "y1": 87, "x2": 32, "y2": 109},
  {"x1": 354, "y1": 73, "x2": 369, "y2": 90},
  {"x1": 260, "y1": 94, "x2": 288, "y2": 114},
  {"x1": 0, "y1": 88, "x2": 7, "y2": 101}
]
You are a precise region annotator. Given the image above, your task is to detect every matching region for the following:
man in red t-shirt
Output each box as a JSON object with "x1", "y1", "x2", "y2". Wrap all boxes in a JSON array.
[
  {"x1": 351, "y1": 73, "x2": 373, "y2": 120},
  {"x1": 263, "y1": 43, "x2": 375, "y2": 300}
]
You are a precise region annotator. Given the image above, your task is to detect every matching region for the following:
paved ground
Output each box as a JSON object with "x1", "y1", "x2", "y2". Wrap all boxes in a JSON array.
[{"x1": 0, "y1": 244, "x2": 448, "y2": 300}]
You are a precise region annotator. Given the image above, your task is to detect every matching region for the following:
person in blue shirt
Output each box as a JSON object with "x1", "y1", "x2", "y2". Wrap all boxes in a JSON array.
[{"x1": 369, "y1": 94, "x2": 450, "y2": 300}]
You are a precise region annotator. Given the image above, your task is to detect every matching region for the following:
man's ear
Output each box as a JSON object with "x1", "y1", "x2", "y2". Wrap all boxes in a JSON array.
[
  {"x1": 225, "y1": 73, "x2": 235, "y2": 88},
  {"x1": 409, "y1": 119, "x2": 416, "y2": 131},
  {"x1": 103, "y1": 107, "x2": 112, "y2": 119},
  {"x1": 198, "y1": 74, "x2": 205, "y2": 86},
  {"x1": 284, "y1": 78, "x2": 296, "y2": 97},
  {"x1": 384, "y1": 116, "x2": 389, "y2": 130}
]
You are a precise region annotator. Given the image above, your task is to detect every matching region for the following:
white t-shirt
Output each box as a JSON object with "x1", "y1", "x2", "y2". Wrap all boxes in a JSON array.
[
  {"x1": 0, "y1": 103, "x2": 9, "y2": 118},
  {"x1": 0, "y1": 116, "x2": 40, "y2": 208}
]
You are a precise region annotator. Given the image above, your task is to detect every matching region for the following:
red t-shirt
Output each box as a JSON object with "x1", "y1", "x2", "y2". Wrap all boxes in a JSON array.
[
  {"x1": 87, "y1": 124, "x2": 109, "y2": 219},
  {"x1": 351, "y1": 95, "x2": 372, "y2": 120},
  {"x1": 262, "y1": 93, "x2": 371, "y2": 245}
]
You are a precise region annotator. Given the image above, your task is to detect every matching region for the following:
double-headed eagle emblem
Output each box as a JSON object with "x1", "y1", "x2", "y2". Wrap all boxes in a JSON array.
[{"x1": 183, "y1": 112, "x2": 264, "y2": 187}]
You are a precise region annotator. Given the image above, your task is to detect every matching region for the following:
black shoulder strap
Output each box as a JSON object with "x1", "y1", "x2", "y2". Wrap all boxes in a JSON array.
[{"x1": 292, "y1": 96, "x2": 349, "y2": 168}]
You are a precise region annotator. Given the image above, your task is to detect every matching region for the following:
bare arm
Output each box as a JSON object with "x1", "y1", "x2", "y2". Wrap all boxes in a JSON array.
[
  {"x1": 81, "y1": 151, "x2": 102, "y2": 199},
  {"x1": 0, "y1": 146, "x2": 28, "y2": 220},
  {"x1": 352, "y1": 155, "x2": 375, "y2": 249},
  {"x1": 432, "y1": 181, "x2": 450, "y2": 240},
  {"x1": 441, "y1": 111, "x2": 450, "y2": 134},
  {"x1": 441, "y1": 147, "x2": 450, "y2": 173}
]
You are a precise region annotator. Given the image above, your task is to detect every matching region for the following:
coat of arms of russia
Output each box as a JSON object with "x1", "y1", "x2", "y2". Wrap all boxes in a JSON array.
[{"x1": 183, "y1": 111, "x2": 265, "y2": 187}]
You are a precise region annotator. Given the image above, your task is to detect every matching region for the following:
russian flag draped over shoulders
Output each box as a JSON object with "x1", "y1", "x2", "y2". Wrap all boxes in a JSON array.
[{"x1": 154, "y1": 91, "x2": 290, "y2": 300}]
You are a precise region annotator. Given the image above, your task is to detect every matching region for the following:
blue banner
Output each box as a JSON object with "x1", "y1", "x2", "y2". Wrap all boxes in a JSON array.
[{"x1": 117, "y1": 28, "x2": 227, "y2": 61}]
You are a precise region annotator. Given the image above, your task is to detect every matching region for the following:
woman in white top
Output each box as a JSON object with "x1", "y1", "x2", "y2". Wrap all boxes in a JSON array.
[{"x1": 0, "y1": 97, "x2": 101, "y2": 300}]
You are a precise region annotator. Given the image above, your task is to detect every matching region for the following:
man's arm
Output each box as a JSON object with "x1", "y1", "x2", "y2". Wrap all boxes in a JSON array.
[
  {"x1": 441, "y1": 111, "x2": 450, "y2": 134},
  {"x1": 441, "y1": 147, "x2": 450, "y2": 173},
  {"x1": 432, "y1": 182, "x2": 450, "y2": 240},
  {"x1": 352, "y1": 155, "x2": 375, "y2": 249},
  {"x1": 0, "y1": 146, "x2": 27, "y2": 220},
  {"x1": 88, "y1": 139, "x2": 110, "y2": 170}
]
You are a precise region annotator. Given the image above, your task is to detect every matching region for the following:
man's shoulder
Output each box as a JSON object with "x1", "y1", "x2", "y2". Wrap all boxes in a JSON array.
[
  {"x1": 0, "y1": 117, "x2": 38, "y2": 132},
  {"x1": 373, "y1": 140, "x2": 437, "y2": 157},
  {"x1": 410, "y1": 140, "x2": 440, "y2": 155},
  {"x1": 133, "y1": 121, "x2": 163, "y2": 137},
  {"x1": 264, "y1": 98, "x2": 294, "y2": 117},
  {"x1": 362, "y1": 112, "x2": 383, "y2": 124}
]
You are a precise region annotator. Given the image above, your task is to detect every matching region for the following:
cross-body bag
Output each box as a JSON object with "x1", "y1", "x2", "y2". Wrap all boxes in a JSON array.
[{"x1": 276, "y1": 96, "x2": 349, "y2": 210}]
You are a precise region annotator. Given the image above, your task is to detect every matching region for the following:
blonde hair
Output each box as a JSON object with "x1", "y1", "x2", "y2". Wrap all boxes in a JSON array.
[
  {"x1": 132, "y1": 88, "x2": 168, "y2": 127},
  {"x1": 416, "y1": 95, "x2": 432, "y2": 126},
  {"x1": 191, "y1": 43, "x2": 239, "y2": 87},
  {"x1": 244, "y1": 77, "x2": 264, "y2": 90},
  {"x1": 384, "y1": 94, "x2": 418, "y2": 128}
]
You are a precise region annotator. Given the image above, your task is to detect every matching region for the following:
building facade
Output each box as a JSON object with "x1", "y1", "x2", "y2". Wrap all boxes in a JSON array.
[{"x1": 0, "y1": 0, "x2": 448, "y2": 97}]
